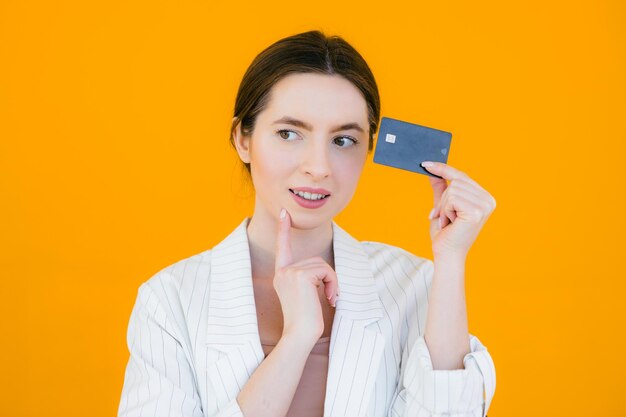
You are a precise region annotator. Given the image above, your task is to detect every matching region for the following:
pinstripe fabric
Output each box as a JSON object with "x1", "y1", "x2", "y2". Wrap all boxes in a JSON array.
[{"x1": 118, "y1": 217, "x2": 496, "y2": 417}]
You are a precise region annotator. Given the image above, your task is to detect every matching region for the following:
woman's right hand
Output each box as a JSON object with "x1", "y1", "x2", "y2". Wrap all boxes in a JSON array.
[{"x1": 273, "y1": 208, "x2": 339, "y2": 345}]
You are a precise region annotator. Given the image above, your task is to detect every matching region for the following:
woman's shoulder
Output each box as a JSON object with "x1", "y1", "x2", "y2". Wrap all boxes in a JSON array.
[
  {"x1": 141, "y1": 218, "x2": 250, "y2": 293},
  {"x1": 359, "y1": 239, "x2": 434, "y2": 281},
  {"x1": 360, "y1": 239, "x2": 432, "y2": 265},
  {"x1": 138, "y1": 247, "x2": 214, "y2": 307}
]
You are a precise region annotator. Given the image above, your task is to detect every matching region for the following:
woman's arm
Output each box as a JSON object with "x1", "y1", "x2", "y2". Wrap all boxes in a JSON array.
[
  {"x1": 423, "y1": 254, "x2": 470, "y2": 370},
  {"x1": 385, "y1": 257, "x2": 496, "y2": 417},
  {"x1": 235, "y1": 208, "x2": 339, "y2": 417},
  {"x1": 236, "y1": 333, "x2": 316, "y2": 417},
  {"x1": 419, "y1": 160, "x2": 497, "y2": 370}
]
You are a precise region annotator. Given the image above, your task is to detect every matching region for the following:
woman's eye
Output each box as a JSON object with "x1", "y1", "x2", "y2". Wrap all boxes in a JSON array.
[
  {"x1": 277, "y1": 129, "x2": 298, "y2": 141},
  {"x1": 334, "y1": 136, "x2": 359, "y2": 148},
  {"x1": 276, "y1": 129, "x2": 359, "y2": 148}
]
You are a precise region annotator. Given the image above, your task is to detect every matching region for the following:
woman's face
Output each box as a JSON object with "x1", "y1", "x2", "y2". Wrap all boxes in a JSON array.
[{"x1": 235, "y1": 72, "x2": 370, "y2": 229}]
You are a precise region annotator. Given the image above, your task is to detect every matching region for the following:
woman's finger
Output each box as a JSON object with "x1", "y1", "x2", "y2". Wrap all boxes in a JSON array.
[
  {"x1": 312, "y1": 264, "x2": 339, "y2": 307},
  {"x1": 421, "y1": 161, "x2": 472, "y2": 182},
  {"x1": 439, "y1": 188, "x2": 493, "y2": 229},
  {"x1": 429, "y1": 179, "x2": 491, "y2": 220},
  {"x1": 428, "y1": 175, "x2": 448, "y2": 209},
  {"x1": 295, "y1": 262, "x2": 339, "y2": 306},
  {"x1": 275, "y1": 208, "x2": 293, "y2": 272}
]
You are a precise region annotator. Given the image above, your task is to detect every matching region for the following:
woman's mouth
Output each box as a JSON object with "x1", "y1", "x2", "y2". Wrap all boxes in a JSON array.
[{"x1": 289, "y1": 189, "x2": 330, "y2": 209}]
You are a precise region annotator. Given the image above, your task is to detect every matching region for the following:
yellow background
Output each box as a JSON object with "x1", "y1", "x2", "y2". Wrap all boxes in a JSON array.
[{"x1": 1, "y1": 0, "x2": 624, "y2": 415}]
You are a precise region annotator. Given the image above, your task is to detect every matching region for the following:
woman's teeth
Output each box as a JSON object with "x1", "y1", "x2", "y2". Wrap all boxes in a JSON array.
[{"x1": 290, "y1": 189, "x2": 329, "y2": 200}]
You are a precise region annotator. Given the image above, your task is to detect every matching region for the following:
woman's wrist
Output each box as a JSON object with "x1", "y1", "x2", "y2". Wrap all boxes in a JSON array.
[
  {"x1": 280, "y1": 329, "x2": 321, "y2": 351},
  {"x1": 237, "y1": 328, "x2": 316, "y2": 416}
]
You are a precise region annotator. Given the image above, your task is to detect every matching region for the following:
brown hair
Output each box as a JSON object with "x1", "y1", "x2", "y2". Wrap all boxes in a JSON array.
[{"x1": 229, "y1": 30, "x2": 381, "y2": 178}]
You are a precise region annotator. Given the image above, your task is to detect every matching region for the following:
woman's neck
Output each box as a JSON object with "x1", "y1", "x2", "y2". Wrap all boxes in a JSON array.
[{"x1": 245, "y1": 210, "x2": 335, "y2": 281}]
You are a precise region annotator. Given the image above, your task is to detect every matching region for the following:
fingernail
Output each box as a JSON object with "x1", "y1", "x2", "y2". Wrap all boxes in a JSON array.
[
  {"x1": 421, "y1": 161, "x2": 435, "y2": 168},
  {"x1": 280, "y1": 208, "x2": 286, "y2": 219},
  {"x1": 428, "y1": 208, "x2": 436, "y2": 220}
]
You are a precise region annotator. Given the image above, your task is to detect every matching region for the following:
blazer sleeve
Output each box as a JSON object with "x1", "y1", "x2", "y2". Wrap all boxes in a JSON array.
[
  {"x1": 118, "y1": 280, "x2": 244, "y2": 417},
  {"x1": 387, "y1": 260, "x2": 496, "y2": 417}
]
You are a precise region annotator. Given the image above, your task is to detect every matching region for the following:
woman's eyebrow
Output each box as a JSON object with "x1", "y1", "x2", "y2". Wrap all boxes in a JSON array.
[{"x1": 272, "y1": 116, "x2": 365, "y2": 133}]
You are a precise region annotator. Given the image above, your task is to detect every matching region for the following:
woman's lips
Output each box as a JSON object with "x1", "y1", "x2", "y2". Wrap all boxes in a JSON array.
[
  {"x1": 289, "y1": 189, "x2": 330, "y2": 209},
  {"x1": 290, "y1": 186, "x2": 331, "y2": 195}
]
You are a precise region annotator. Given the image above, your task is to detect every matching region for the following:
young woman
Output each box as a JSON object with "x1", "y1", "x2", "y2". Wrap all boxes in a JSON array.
[{"x1": 118, "y1": 30, "x2": 497, "y2": 417}]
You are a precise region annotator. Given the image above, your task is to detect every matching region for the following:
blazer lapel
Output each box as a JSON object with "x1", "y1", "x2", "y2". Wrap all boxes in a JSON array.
[
  {"x1": 205, "y1": 217, "x2": 386, "y2": 416},
  {"x1": 205, "y1": 217, "x2": 264, "y2": 406},
  {"x1": 324, "y1": 222, "x2": 386, "y2": 417}
]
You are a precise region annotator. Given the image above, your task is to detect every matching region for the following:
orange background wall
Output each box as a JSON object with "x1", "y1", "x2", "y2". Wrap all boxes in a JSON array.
[{"x1": 1, "y1": 1, "x2": 624, "y2": 416}]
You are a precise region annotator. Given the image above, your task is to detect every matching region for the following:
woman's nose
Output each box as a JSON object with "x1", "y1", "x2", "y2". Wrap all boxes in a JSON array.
[{"x1": 301, "y1": 141, "x2": 331, "y2": 179}]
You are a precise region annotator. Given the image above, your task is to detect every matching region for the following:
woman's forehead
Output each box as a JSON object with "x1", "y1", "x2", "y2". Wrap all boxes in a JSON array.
[{"x1": 261, "y1": 73, "x2": 369, "y2": 128}]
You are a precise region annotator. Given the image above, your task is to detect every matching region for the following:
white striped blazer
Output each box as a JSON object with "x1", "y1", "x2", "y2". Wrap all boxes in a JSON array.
[{"x1": 118, "y1": 217, "x2": 496, "y2": 417}]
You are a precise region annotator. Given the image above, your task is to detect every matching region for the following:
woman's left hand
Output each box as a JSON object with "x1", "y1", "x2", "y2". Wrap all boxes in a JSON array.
[{"x1": 421, "y1": 161, "x2": 497, "y2": 259}]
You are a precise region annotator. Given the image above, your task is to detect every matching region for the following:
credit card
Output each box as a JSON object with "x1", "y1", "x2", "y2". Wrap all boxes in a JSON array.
[{"x1": 373, "y1": 116, "x2": 452, "y2": 179}]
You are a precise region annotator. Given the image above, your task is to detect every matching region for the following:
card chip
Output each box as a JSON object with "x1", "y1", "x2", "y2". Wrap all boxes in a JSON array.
[{"x1": 385, "y1": 133, "x2": 396, "y2": 143}]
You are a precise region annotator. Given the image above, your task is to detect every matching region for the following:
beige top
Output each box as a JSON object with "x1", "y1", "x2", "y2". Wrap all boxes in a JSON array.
[{"x1": 261, "y1": 336, "x2": 331, "y2": 417}]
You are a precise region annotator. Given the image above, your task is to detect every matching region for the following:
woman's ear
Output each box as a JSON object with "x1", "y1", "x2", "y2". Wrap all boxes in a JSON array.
[{"x1": 232, "y1": 117, "x2": 251, "y2": 164}]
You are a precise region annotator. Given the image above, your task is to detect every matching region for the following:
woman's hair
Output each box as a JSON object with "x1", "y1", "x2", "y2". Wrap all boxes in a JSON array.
[{"x1": 230, "y1": 30, "x2": 381, "y2": 178}]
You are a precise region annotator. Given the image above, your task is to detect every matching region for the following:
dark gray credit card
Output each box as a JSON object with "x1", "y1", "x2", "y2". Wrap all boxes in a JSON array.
[{"x1": 373, "y1": 116, "x2": 452, "y2": 179}]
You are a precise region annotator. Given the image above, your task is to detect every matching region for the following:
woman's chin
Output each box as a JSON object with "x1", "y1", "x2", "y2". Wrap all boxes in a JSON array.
[{"x1": 286, "y1": 210, "x2": 333, "y2": 230}]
